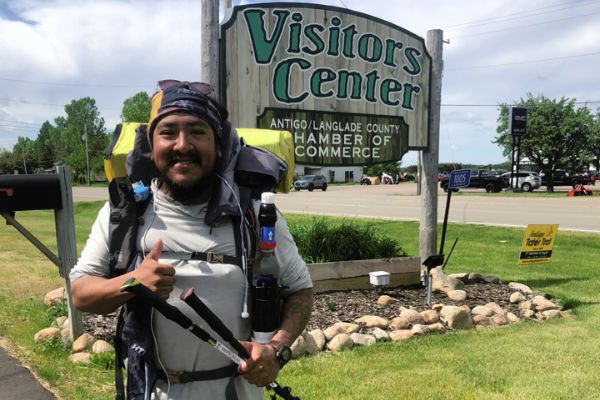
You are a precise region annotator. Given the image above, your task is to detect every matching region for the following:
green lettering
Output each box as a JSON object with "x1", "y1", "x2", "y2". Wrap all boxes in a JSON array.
[
  {"x1": 272, "y1": 58, "x2": 312, "y2": 104},
  {"x1": 288, "y1": 23, "x2": 302, "y2": 53},
  {"x1": 380, "y1": 78, "x2": 402, "y2": 106},
  {"x1": 384, "y1": 39, "x2": 403, "y2": 67},
  {"x1": 337, "y1": 70, "x2": 362, "y2": 100},
  {"x1": 311, "y1": 68, "x2": 336, "y2": 98},
  {"x1": 402, "y1": 47, "x2": 422, "y2": 75},
  {"x1": 243, "y1": 9, "x2": 290, "y2": 65},
  {"x1": 365, "y1": 70, "x2": 381, "y2": 103},
  {"x1": 302, "y1": 24, "x2": 326, "y2": 55},
  {"x1": 327, "y1": 17, "x2": 342, "y2": 56},
  {"x1": 402, "y1": 83, "x2": 421, "y2": 110},
  {"x1": 358, "y1": 34, "x2": 383, "y2": 63},
  {"x1": 342, "y1": 24, "x2": 358, "y2": 59}
]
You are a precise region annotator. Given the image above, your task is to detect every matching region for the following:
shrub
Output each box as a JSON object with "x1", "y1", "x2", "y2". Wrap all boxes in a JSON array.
[{"x1": 289, "y1": 217, "x2": 406, "y2": 263}]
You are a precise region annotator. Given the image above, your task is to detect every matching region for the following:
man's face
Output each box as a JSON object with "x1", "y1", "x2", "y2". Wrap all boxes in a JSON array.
[{"x1": 153, "y1": 112, "x2": 221, "y2": 201}]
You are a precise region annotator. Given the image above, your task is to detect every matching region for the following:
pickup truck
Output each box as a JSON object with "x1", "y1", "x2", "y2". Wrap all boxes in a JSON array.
[
  {"x1": 541, "y1": 170, "x2": 592, "y2": 189},
  {"x1": 440, "y1": 169, "x2": 507, "y2": 193}
]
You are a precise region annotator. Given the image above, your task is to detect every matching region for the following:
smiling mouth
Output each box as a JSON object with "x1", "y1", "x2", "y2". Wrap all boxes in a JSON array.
[{"x1": 168, "y1": 156, "x2": 200, "y2": 167}]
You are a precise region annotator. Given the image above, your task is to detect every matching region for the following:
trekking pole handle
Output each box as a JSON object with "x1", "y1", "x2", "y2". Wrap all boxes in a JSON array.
[{"x1": 181, "y1": 287, "x2": 250, "y2": 358}]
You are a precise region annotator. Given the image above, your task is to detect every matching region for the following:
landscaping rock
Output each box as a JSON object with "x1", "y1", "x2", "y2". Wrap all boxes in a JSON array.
[
  {"x1": 506, "y1": 313, "x2": 520, "y2": 323},
  {"x1": 309, "y1": 329, "x2": 326, "y2": 351},
  {"x1": 92, "y1": 340, "x2": 114, "y2": 354},
  {"x1": 327, "y1": 334, "x2": 353, "y2": 352},
  {"x1": 411, "y1": 324, "x2": 430, "y2": 336},
  {"x1": 522, "y1": 310, "x2": 535, "y2": 319},
  {"x1": 542, "y1": 310, "x2": 560, "y2": 320},
  {"x1": 377, "y1": 295, "x2": 394, "y2": 305},
  {"x1": 448, "y1": 273, "x2": 468, "y2": 279},
  {"x1": 432, "y1": 304, "x2": 444, "y2": 311},
  {"x1": 472, "y1": 315, "x2": 492, "y2": 327},
  {"x1": 34, "y1": 328, "x2": 60, "y2": 342},
  {"x1": 355, "y1": 316, "x2": 389, "y2": 330},
  {"x1": 491, "y1": 314, "x2": 509, "y2": 326},
  {"x1": 56, "y1": 316, "x2": 68, "y2": 327},
  {"x1": 447, "y1": 290, "x2": 467, "y2": 301},
  {"x1": 370, "y1": 328, "x2": 390, "y2": 342},
  {"x1": 459, "y1": 305, "x2": 471, "y2": 313},
  {"x1": 533, "y1": 296, "x2": 557, "y2": 312},
  {"x1": 303, "y1": 332, "x2": 320, "y2": 355},
  {"x1": 420, "y1": 310, "x2": 439, "y2": 324},
  {"x1": 484, "y1": 276, "x2": 500, "y2": 284},
  {"x1": 400, "y1": 310, "x2": 425, "y2": 325},
  {"x1": 532, "y1": 291, "x2": 552, "y2": 300},
  {"x1": 60, "y1": 334, "x2": 70, "y2": 347},
  {"x1": 485, "y1": 302, "x2": 507, "y2": 315},
  {"x1": 508, "y1": 282, "x2": 532, "y2": 294},
  {"x1": 519, "y1": 300, "x2": 535, "y2": 311},
  {"x1": 60, "y1": 326, "x2": 70, "y2": 337},
  {"x1": 428, "y1": 323, "x2": 446, "y2": 334},
  {"x1": 510, "y1": 292, "x2": 526, "y2": 303},
  {"x1": 333, "y1": 322, "x2": 360, "y2": 334},
  {"x1": 73, "y1": 333, "x2": 95, "y2": 352},
  {"x1": 69, "y1": 352, "x2": 92, "y2": 364},
  {"x1": 440, "y1": 306, "x2": 473, "y2": 330},
  {"x1": 350, "y1": 333, "x2": 376, "y2": 346},
  {"x1": 431, "y1": 268, "x2": 464, "y2": 293},
  {"x1": 391, "y1": 317, "x2": 410, "y2": 330},
  {"x1": 471, "y1": 306, "x2": 493, "y2": 317},
  {"x1": 468, "y1": 273, "x2": 483, "y2": 281},
  {"x1": 323, "y1": 325, "x2": 343, "y2": 341},
  {"x1": 389, "y1": 330, "x2": 414, "y2": 341},
  {"x1": 291, "y1": 335, "x2": 307, "y2": 358},
  {"x1": 44, "y1": 287, "x2": 66, "y2": 307}
]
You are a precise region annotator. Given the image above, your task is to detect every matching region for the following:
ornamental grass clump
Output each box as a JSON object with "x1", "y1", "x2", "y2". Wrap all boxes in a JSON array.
[{"x1": 289, "y1": 217, "x2": 406, "y2": 263}]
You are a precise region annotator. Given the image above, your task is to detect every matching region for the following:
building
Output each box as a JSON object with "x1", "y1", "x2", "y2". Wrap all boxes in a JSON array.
[{"x1": 294, "y1": 165, "x2": 363, "y2": 183}]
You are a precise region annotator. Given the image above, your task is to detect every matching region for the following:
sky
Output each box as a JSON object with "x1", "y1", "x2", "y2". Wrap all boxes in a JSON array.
[{"x1": 0, "y1": 0, "x2": 599, "y2": 166}]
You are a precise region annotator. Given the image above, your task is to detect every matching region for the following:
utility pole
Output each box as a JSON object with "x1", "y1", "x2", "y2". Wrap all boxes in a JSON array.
[
  {"x1": 84, "y1": 123, "x2": 90, "y2": 186},
  {"x1": 21, "y1": 144, "x2": 28, "y2": 174},
  {"x1": 419, "y1": 30, "x2": 443, "y2": 262},
  {"x1": 202, "y1": 0, "x2": 220, "y2": 101}
]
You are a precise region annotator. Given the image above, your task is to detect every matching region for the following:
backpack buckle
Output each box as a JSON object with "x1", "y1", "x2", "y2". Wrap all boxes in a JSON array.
[
  {"x1": 166, "y1": 371, "x2": 184, "y2": 384},
  {"x1": 207, "y1": 252, "x2": 224, "y2": 263}
]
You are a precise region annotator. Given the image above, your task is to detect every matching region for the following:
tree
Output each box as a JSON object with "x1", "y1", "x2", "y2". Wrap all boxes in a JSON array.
[
  {"x1": 492, "y1": 94, "x2": 594, "y2": 191},
  {"x1": 121, "y1": 91, "x2": 152, "y2": 123},
  {"x1": 32, "y1": 121, "x2": 55, "y2": 168},
  {"x1": 364, "y1": 162, "x2": 402, "y2": 176},
  {"x1": 588, "y1": 108, "x2": 600, "y2": 173},
  {"x1": 61, "y1": 98, "x2": 109, "y2": 183}
]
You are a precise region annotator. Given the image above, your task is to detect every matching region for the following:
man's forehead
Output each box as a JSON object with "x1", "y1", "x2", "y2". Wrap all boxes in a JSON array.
[{"x1": 156, "y1": 113, "x2": 211, "y2": 127}]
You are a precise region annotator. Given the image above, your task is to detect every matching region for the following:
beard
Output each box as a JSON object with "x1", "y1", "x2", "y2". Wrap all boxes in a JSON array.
[{"x1": 156, "y1": 153, "x2": 214, "y2": 203}]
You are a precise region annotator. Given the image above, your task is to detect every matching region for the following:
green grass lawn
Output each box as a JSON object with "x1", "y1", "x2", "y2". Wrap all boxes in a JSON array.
[{"x1": 1, "y1": 203, "x2": 599, "y2": 399}]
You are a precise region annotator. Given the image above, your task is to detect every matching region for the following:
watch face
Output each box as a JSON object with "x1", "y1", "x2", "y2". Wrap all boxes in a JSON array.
[{"x1": 279, "y1": 345, "x2": 292, "y2": 362}]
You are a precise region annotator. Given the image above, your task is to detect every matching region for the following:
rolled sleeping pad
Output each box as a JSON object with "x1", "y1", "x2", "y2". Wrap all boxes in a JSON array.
[{"x1": 0, "y1": 175, "x2": 62, "y2": 211}]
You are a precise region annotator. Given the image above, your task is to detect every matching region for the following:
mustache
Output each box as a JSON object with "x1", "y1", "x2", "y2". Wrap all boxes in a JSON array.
[{"x1": 167, "y1": 153, "x2": 201, "y2": 165}]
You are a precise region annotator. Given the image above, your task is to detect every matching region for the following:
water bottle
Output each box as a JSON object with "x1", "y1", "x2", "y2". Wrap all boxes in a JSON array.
[{"x1": 252, "y1": 192, "x2": 280, "y2": 344}]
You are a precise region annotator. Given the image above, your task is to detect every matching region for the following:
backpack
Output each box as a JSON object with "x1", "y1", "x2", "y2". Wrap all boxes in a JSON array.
[{"x1": 103, "y1": 121, "x2": 289, "y2": 400}]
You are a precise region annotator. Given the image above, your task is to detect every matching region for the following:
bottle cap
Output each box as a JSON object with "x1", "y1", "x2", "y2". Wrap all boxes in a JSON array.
[{"x1": 261, "y1": 192, "x2": 275, "y2": 204}]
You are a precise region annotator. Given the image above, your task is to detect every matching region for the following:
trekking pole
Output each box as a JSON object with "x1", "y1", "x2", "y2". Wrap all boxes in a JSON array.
[
  {"x1": 180, "y1": 288, "x2": 299, "y2": 400},
  {"x1": 120, "y1": 278, "x2": 300, "y2": 400}
]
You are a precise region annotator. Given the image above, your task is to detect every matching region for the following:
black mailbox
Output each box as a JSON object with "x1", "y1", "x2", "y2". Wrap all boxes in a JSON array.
[{"x1": 0, "y1": 175, "x2": 63, "y2": 211}]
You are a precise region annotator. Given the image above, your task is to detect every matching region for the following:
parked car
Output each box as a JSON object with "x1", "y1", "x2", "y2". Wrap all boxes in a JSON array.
[
  {"x1": 440, "y1": 169, "x2": 506, "y2": 193},
  {"x1": 502, "y1": 171, "x2": 542, "y2": 192},
  {"x1": 488, "y1": 169, "x2": 508, "y2": 177},
  {"x1": 293, "y1": 174, "x2": 328, "y2": 191},
  {"x1": 541, "y1": 170, "x2": 591, "y2": 189}
]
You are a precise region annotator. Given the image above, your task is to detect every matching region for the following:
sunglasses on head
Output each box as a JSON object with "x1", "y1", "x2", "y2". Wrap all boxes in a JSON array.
[{"x1": 156, "y1": 80, "x2": 213, "y2": 95}]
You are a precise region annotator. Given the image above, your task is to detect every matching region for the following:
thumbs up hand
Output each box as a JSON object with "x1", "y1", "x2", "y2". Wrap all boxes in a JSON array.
[{"x1": 130, "y1": 238, "x2": 176, "y2": 300}]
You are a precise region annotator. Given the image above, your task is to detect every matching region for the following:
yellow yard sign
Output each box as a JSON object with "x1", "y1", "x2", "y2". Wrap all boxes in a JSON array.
[{"x1": 519, "y1": 224, "x2": 559, "y2": 265}]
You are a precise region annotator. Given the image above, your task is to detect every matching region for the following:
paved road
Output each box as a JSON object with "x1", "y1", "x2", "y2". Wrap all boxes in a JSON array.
[
  {"x1": 0, "y1": 346, "x2": 57, "y2": 400},
  {"x1": 72, "y1": 184, "x2": 600, "y2": 233}
]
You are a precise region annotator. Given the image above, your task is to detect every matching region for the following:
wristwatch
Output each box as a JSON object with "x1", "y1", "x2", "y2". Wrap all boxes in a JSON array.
[{"x1": 269, "y1": 343, "x2": 292, "y2": 368}]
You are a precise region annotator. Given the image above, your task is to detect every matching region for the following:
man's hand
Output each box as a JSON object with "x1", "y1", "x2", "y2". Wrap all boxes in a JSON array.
[
  {"x1": 132, "y1": 238, "x2": 176, "y2": 300},
  {"x1": 237, "y1": 342, "x2": 280, "y2": 387}
]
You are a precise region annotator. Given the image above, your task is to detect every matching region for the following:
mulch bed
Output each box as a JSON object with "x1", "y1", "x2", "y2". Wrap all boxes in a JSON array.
[{"x1": 84, "y1": 277, "x2": 522, "y2": 341}]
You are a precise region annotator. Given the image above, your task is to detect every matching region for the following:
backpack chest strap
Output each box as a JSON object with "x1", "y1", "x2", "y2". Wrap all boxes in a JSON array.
[{"x1": 160, "y1": 251, "x2": 245, "y2": 269}]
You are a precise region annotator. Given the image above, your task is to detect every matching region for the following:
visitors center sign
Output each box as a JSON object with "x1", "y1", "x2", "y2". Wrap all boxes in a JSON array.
[{"x1": 220, "y1": 3, "x2": 431, "y2": 166}]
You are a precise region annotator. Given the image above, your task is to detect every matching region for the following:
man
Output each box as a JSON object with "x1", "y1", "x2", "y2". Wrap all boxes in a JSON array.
[{"x1": 70, "y1": 82, "x2": 314, "y2": 400}]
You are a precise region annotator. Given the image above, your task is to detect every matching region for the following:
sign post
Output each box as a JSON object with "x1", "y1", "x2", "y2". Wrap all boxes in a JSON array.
[{"x1": 507, "y1": 107, "x2": 527, "y2": 193}]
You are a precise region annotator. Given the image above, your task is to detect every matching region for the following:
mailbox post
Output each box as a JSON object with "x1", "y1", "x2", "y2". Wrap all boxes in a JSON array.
[{"x1": 0, "y1": 166, "x2": 83, "y2": 340}]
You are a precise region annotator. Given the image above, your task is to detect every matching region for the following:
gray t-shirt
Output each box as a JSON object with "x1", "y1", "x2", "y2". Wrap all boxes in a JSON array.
[{"x1": 70, "y1": 184, "x2": 312, "y2": 400}]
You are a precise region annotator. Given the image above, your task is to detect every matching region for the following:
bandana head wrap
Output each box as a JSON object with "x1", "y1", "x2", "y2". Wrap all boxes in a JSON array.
[{"x1": 147, "y1": 83, "x2": 223, "y2": 148}]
